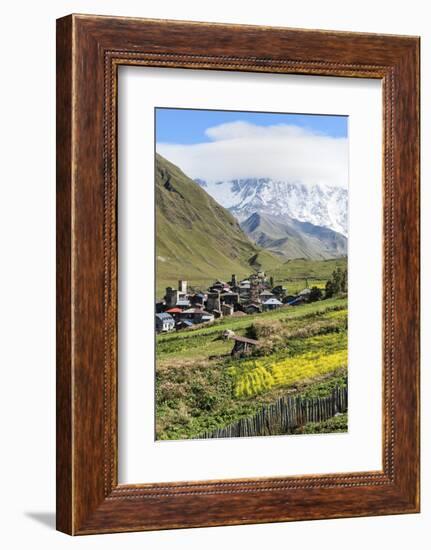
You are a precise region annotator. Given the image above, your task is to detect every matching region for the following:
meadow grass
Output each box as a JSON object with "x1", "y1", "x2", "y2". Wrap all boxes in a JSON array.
[
  {"x1": 156, "y1": 297, "x2": 347, "y2": 368},
  {"x1": 157, "y1": 296, "x2": 347, "y2": 342},
  {"x1": 155, "y1": 295, "x2": 348, "y2": 440},
  {"x1": 292, "y1": 412, "x2": 348, "y2": 434},
  {"x1": 272, "y1": 257, "x2": 347, "y2": 282}
]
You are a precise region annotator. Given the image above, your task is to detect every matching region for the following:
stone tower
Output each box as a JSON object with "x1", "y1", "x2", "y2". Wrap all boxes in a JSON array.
[
  {"x1": 250, "y1": 276, "x2": 260, "y2": 304},
  {"x1": 206, "y1": 292, "x2": 221, "y2": 312}
]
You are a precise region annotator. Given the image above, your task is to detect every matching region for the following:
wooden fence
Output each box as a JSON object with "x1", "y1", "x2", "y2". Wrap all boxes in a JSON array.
[{"x1": 198, "y1": 386, "x2": 347, "y2": 439}]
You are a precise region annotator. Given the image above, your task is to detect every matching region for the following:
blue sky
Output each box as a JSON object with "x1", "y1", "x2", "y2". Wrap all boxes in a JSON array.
[
  {"x1": 156, "y1": 107, "x2": 349, "y2": 187},
  {"x1": 156, "y1": 107, "x2": 348, "y2": 144}
]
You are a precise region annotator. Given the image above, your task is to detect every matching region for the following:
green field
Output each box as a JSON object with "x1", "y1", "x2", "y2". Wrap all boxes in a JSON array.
[
  {"x1": 271, "y1": 257, "x2": 347, "y2": 294},
  {"x1": 156, "y1": 295, "x2": 348, "y2": 440}
]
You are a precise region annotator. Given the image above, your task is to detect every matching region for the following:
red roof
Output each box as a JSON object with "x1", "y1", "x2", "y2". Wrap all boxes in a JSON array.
[{"x1": 165, "y1": 307, "x2": 182, "y2": 313}]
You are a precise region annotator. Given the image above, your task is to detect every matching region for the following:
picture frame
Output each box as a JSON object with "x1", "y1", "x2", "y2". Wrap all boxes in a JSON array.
[{"x1": 56, "y1": 14, "x2": 420, "y2": 535}]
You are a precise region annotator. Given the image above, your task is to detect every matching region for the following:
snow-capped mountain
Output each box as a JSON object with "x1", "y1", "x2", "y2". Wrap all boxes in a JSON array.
[{"x1": 195, "y1": 178, "x2": 348, "y2": 237}]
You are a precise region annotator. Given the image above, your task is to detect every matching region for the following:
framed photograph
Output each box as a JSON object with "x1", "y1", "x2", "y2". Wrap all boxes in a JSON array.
[{"x1": 56, "y1": 14, "x2": 420, "y2": 534}]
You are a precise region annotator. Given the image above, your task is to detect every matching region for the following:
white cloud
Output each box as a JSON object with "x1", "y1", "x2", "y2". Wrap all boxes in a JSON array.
[{"x1": 156, "y1": 121, "x2": 348, "y2": 188}]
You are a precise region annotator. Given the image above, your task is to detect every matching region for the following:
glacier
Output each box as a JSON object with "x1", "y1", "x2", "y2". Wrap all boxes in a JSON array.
[{"x1": 196, "y1": 178, "x2": 348, "y2": 237}]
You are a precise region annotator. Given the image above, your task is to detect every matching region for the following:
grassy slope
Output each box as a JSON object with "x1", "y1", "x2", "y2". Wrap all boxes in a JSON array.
[
  {"x1": 155, "y1": 154, "x2": 281, "y2": 297},
  {"x1": 156, "y1": 296, "x2": 348, "y2": 440},
  {"x1": 273, "y1": 257, "x2": 347, "y2": 280},
  {"x1": 271, "y1": 257, "x2": 347, "y2": 294}
]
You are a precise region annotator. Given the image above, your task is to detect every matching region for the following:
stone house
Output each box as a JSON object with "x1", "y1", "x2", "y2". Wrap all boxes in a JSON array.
[{"x1": 155, "y1": 312, "x2": 175, "y2": 333}]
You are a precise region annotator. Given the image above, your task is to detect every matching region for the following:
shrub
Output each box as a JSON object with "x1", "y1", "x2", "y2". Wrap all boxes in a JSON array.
[
  {"x1": 325, "y1": 268, "x2": 348, "y2": 298},
  {"x1": 309, "y1": 286, "x2": 323, "y2": 302},
  {"x1": 156, "y1": 380, "x2": 187, "y2": 403},
  {"x1": 293, "y1": 413, "x2": 348, "y2": 434}
]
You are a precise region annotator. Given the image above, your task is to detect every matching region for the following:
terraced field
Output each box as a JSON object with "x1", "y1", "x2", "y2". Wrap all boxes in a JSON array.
[{"x1": 156, "y1": 295, "x2": 348, "y2": 440}]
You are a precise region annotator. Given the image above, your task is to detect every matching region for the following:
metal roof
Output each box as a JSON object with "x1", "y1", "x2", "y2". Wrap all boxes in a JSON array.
[
  {"x1": 178, "y1": 319, "x2": 193, "y2": 326},
  {"x1": 298, "y1": 288, "x2": 311, "y2": 296},
  {"x1": 155, "y1": 313, "x2": 174, "y2": 321},
  {"x1": 262, "y1": 298, "x2": 283, "y2": 305},
  {"x1": 287, "y1": 297, "x2": 304, "y2": 305}
]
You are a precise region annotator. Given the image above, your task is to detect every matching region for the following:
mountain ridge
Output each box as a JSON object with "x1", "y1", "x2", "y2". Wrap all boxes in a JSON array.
[
  {"x1": 195, "y1": 177, "x2": 348, "y2": 237},
  {"x1": 155, "y1": 154, "x2": 282, "y2": 297},
  {"x1": 240, "y1": 212, "x2": 347, "y2": 261}
]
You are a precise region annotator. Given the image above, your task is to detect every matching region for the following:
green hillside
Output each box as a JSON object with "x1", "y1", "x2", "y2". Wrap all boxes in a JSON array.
[
  {"x1": 273, "y1": 257, "x2": 348, "y2": 280},
  {"x1": 155, "y1": 154, "x2": 281, "y2": 297},
  {"x1": 271, "y1": 257, "x2": 348, "y2": 294}
]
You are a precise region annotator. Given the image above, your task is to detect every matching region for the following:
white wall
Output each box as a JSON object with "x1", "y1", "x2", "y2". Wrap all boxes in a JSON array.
[{"x1": 0, "y1": 1, "x2": 428, "y2": 548}]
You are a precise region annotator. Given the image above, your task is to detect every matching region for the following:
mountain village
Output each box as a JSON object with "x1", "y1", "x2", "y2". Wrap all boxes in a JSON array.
[
  {"x1": 153, "y1": 119, "x2": 349, "y2": 440},
  {"x1": 155, "y1": 271, "x2": 313, "y2": 334}
]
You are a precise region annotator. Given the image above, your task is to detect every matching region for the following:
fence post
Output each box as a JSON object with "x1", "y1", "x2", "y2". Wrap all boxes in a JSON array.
[{"x1": 201, "y1": 385, "x2": 348, "y2": 439}]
